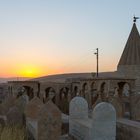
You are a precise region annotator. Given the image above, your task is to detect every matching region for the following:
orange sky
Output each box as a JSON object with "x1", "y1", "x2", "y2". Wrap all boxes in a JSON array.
[
  {"x1": 0, "y1": 57, "x2": 118, "y2": 78},
  {"x1": 0, "y1": 0, "x2": 138, "y2": 78}
]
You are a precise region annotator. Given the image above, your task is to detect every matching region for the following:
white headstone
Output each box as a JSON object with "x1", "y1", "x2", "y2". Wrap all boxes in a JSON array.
[
  {"x1": 91, "y1": 102, "x2": 116, "y2": 140},
  {"x1": 69, "y1": 97, "x2": 89, "y2": 140},
  {"x1": 69, "y1": 96, "x2": 88, "y2": 119}
]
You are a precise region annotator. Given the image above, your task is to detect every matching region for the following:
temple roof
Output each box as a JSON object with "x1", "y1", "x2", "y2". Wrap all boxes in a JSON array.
[{"x1": 118, "y1": 23, "x2": 140, "y2": 65}]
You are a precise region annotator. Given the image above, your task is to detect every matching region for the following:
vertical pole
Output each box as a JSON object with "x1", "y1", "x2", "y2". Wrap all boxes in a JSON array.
[
  {"x1": 94, "y1": 48, "x2": 99, "y2": 77},
  {"x1": 97, "y1": 48, "x2": 99, "y2": 77}
]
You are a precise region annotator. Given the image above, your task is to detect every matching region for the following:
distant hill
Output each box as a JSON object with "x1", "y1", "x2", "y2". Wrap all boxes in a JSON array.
[
  {"x1": 0, "y1": 71, "x2": 121, "y2": 84},
  {"x1": 31, "y1": 73, "x2": 94, "y2": 83},
  {"x1": 30, "y1": 71, "x2": 122, "y2": 83},
  {"x1": 0, "y1": 77, "x2": 31, "y2": 83},
  {"x1": 0, "y1": 73, "x2": 94, "y2": 83}
]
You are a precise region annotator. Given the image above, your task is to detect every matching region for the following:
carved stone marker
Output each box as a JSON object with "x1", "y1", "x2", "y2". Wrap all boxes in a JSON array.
[
  {"x1": 15, "y1": 94, "x2": 29, "y2": 114},
  {"x1": 6, "y1": 106, "x2": 23, "y2": 125},
  {"x1": 0, "y1": 96, "x2": 16, "y2": 115},
  {"x1": 69, "y1": 96, "x2": 88, "y2": 119},
  {"x1": 25, "y1": 97, "x2": 43, "y2": 140},
  {"x1": 38, "y1": 101, "x2": 61, "y2": 140},
  {"x1": 69, "y1": 96, "x2": 89, "y2": 140},
  {"x1": 25, "y1": 97, "x2": 43, "y2": 120},
  {"x1": 91, "y1": 102, "x2": 116, "y2": 140}
]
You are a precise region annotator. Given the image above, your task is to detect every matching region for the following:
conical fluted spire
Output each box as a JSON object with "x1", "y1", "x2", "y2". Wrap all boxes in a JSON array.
[{"x1": 118, "y1": 23, "x2": 140, "y2": 66}]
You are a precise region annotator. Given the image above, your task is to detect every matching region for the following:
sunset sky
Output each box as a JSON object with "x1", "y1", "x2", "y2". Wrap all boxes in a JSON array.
[{"x1": 0, "y1": 0, "x2": 140, "y2": 77}]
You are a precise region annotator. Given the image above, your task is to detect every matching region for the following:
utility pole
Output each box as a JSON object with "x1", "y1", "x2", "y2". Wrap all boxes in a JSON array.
[{"x1": 94, "y1": 48, "x2": 99, "y2": 77}]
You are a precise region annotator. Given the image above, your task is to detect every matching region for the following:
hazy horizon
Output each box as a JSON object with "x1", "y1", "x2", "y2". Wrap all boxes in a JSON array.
[{"x1": 0, "y1": 0, "x2": 140, "y2": 77}]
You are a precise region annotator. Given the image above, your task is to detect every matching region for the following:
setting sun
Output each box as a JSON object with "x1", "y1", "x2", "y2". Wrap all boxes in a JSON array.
[
  {"x1": 16, "y1": 65, "x2": 43, "y2": 78},
  {"x1": 20, "y1": 69, "x2": 39, "y2": 77},
  {"x1": 23, "y1": 69, "x2": 36, "y2": 77}
]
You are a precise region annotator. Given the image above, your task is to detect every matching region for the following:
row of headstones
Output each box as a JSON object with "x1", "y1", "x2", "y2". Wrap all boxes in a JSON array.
[
  {"x1": 25, "y1": 96, "x2": 117, "y2": 140},
  {"x1": 0, "y1": 94, "x2": 29, "y2": 126},
  {"x1": 0, "y1": 94, "x2": 116, "y2": 140},
  {"x1": 69, "y1": 96, "x2": 116, "y2": 140},
  {"x1": 26, "y1": 97, "x2": 117, "y2": 140},
  {"x1": 0, "y1": 95, "x2": 62, "y2": 140}
]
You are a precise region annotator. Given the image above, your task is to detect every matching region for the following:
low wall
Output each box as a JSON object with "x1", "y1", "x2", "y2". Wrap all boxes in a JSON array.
[
  {"x1": 117, "y1": 119, "x2": 140, "y2": 140},
  {"x1": 69, "y1": 118, "x2": 92, "y2": 140}
]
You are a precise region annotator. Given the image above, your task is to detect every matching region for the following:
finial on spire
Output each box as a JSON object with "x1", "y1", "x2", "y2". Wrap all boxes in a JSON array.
[{"x1": 133, "y1": 16, "x2": 139, "y2": 23}]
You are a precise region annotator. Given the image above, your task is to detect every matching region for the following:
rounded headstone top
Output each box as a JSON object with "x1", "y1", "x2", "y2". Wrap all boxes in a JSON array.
[
  {"x1": 92, "y1": 102, "x2": 116, "y2": 119},
  {"x1": 94, "y1": 102, "x2": 115, "y2": 111},
  {"x1": 70, "y1": 96, "x2": 88, "y2": 119},
  {"x1": 70, "y1": 96, "x2": 88, "y2": 105},
  {"x1": 91, "y1": 102, "x2": 116, "y2": 139},
  {"x1": 25, "y1": 97, "x2": 43, "y2": 119}
]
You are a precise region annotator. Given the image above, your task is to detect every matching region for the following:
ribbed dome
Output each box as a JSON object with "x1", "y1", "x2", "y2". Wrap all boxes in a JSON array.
[{"x1": 118, "y1": 23, "x2": 140, "y2": 66}]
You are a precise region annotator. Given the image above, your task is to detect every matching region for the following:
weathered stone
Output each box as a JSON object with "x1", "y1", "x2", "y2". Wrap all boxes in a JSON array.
[
  {"x1": 117, "y1": 119, "x2": 140, "y2": 140},
  {"x1": 6, "y1": 106, "x2": 23, "y2": 125},
  {"x1": 26, "y1": 120, "x2": 37, "y2": 140},
  {"x1": 0, "y1": 96, "x2": 16, "y2": 115},
  {"x1": 91, "y1": 102, "x2": 116, "y2": 140},
  {"x1": 69, "y1": 96, "x2": 88, "y2": 119},
  {"x1": 38, "y1": 101, "x2": 61, "y2": 140},
  {"x1": 25, "y1": 97, "x2": 43, "y2": 140},
  {"x1": 132, "y1": 97, "x2": 140, "y2": 120},
  {"x1": 15, "y1": 95, "x2": 29, "y2": 114},
  {"x1": 25, "y1": 97, "x2": 43, "y2": 120},
  {"x1": 69, "y1": 97, "x2": 90, "y2": 140}
]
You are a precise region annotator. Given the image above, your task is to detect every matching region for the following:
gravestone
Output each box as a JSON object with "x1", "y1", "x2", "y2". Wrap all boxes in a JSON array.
[
  {"x1": 0, "y1": 104, "x2": 4, "y2": 115},
  {"x1": 69, "y1": 96, "x2": 89, "y2": 140},
  {"x1": 91, "y1": 102, "x2": 116, "y2": 140},
  {"x1": 25, "y1": 97, "x2": 43, "y2": 120},
  {"x1": 6, "y1": 106, "x2": 23, "y2": 126},
  {"x1": 69, "y1": 96, "x2": 88, "y2": 119},
  {"x1": 38, "y1": 101, "x2": 61, "y2": 140},
  {"x1": 0, "y1": 96, "x2": 16, "y2": 115},
  {"x1": 15, "y1": 94, "x2": 29, "y2": 114},
  {"x1": 25, "y1": 97, "x2": 43, "y2": 140}
]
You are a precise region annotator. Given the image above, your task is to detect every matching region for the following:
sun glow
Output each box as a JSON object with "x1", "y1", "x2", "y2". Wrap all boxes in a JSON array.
[
  {"x1": 23, "y1": 69, "x2": 35, "y2": 77},
  {"x1": 16, "y1": 65, "x2": 43, "y2": 78},
  {"x1": 19, "y1": 69, "x2": 38, "y2": 77}
]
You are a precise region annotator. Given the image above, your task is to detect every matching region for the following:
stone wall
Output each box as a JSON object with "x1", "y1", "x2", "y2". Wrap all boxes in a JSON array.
[{"x1": 117, "y1": 119, "x2": 140, "y2": 140}]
